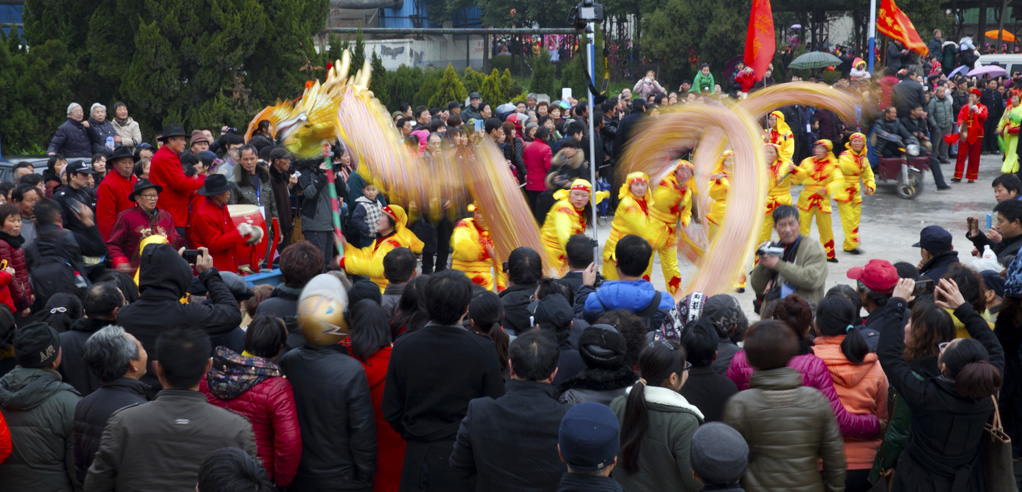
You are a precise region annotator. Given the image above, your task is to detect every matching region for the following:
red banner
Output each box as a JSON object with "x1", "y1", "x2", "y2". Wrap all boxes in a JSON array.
[
  {"x1": 744, "y1": 0, "x2": 776, "y2": 82},
  {"x1": 878, "y1": 0, "x2": 927, "y2": 56}
]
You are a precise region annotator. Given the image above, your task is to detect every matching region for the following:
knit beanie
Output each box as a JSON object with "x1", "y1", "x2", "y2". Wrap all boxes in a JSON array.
[{"x1": 690, "y1": 422, "x2": 749, "y2": 485}]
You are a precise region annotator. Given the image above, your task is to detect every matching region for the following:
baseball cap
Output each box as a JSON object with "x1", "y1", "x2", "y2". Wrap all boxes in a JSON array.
[
  {"x1": 448, "y1": 101, "x2": 462, "y2": 110},
  {"x1": 469, "y1": 92, "x2": 482, "y2": 100},
  {"x1": 913, "y1": 225, "x2": 953, "y2": 254},
  {"x1": 558, "y1": 402, "x2": 620, "y2": 471},
  {"x1": 981, "y1": 270, "x2": 1006, "y2": 298},
  {"x1": 67, "y1": 160, "x2": 96, "y2": 175},
  {"x1": 847, "y1": 259, "x2": 899, "y2": 294},
  {"x1": 14, "y1": 323, "x2": 61, "y2": 369},
  {"x1": 531, "y1": 294, "x2": 573, "y2": 331}
]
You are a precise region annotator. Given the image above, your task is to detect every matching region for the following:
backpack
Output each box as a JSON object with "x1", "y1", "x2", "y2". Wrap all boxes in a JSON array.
[{"x1": 29, "y1": 255, "x2": 86, "y2": 305}]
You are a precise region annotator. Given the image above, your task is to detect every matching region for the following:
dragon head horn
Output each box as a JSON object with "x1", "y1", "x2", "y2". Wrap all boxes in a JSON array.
[{"x1": 355, "y1": 59, "x2": 372, "y2": 89}]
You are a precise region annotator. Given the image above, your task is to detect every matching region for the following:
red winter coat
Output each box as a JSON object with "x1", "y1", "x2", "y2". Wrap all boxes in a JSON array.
[
  {"x1": 736, "y1": 71, "x2": 756, "y2": 93},
  {"x1": 149, "y1": 146, "x2": 203, "y2": 226},
  {"x1": 343, "y1": 343, "x2": 405, "y2": 492},
  {"x1": 95, "y1": 171, "x2": 138, "y2": 239},
  {"x1": 523, "y1": 139, "x2": 552, "y2": 192},
  {"x1": 0, "y1": 409, "x2": 10, "y2": 464},
  {"x1": 727, "y1": 349, "x2": 883, "y2": 440},
  {"x1": 190, "y1": 197, "x2": 246, "y2": 274},
  {"x1": 200, "y1": 348, "x2": 302, "y2": 487},
  {"x1": 957, "y1": 103, "x2": 989, "y2": 145},
  {"x1": 0, "y1": 235, "x2": 31, "y2": 311},
  {"x1": 0, "y1": 271, "x2": 14, "y2": 313},
  {"x1": 106, "y1": 206, "x2": 184, "y2": 269}
]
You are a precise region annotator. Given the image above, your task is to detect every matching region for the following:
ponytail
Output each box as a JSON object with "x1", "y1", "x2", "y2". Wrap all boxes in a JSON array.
[
  {"x1": 619, "y1": 380, "x2": 649, "y2": 474},
  {"x1": 815, "y1": 295, "x2": 868, "y2": 364},
  {"x1": 955, "y1": 360, "x2": 1003, "y2": 398},
  {"x1": 619, "y1": 340, "x2": 686, "y2": 474}
]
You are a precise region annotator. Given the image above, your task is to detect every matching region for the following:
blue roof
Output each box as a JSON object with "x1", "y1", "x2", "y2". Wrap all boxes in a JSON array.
[{"x1": 0, "y1": 5, "x2": 24, "y2": 38}]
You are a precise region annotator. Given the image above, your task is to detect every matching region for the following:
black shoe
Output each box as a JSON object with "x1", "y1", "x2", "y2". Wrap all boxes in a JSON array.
[
  {"x1": 827, "y1": 257, "x2": 839, "y2": 263},
  {"x1": 845, "y1": 248, "x2": 863, "y2": 255},
  {"x1": 937, "y1": 185, "x2": 952, "y2": 190},
  {"x1": 968, "y1": 179, "x2": 976, "y2": 183},
  {"x1": 735, "y1": 287, "x2": 745, "y2": 294},
  {"x1": 951, "y1": 178, "x2": 962, "y2": 183}
]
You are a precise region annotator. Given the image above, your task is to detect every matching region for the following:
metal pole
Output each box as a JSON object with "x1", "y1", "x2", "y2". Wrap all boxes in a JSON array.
[
  {"x1": 867, "y1": 0, "x2": 876, "y2": 73},
  {"x1": 585, "y1": 23, "x2": 600, "y2": 261}
]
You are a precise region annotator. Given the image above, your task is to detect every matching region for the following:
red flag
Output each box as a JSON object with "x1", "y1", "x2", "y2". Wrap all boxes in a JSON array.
[
  {"x1": 878, "y1": 0, "x2": 927, "y2": 56},
  {"x1": 744, "y1": 0, "x2": 776, "y2": 82}
]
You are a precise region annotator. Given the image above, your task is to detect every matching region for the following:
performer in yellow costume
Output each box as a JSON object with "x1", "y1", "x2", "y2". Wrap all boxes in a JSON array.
[
  {"x1": 451, "y1": 203, "x2": 506, "y2": 292},
  {"x1": 796, "y1": 139, "x2": 844, "y2": 262},
  {"x1": 602, "y1": 172, "x2": 664, "y2": 281},
  {"x1": 340, "y1": 204, "x2": 425, "y2": 292},
  {"x1": 759, "y1": 143, "x2": 802, "y2": 245},
  {"x1": 835, "y1": 133, "x2": 875, "y2": 254},
  {"x1": 764, "y1": 111, "x2": 795, "y2": 162},
  {"x1": 707, "y1": 151, "x2": 735, "y2": 241},
  {"x1": 999, "y1": 90, "x2": 1022, "y2": 173},
  {"x1": 540, "y1": 179, "x2": 606, "y2": 273},
  {"x1": 649, "y1": 160, "x2": 696, "y2": 295}
]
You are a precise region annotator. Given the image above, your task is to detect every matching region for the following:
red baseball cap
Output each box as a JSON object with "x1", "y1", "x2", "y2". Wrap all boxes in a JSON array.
[{"x1": 846, "y1": 259, "x2": 898, "y2": 294}]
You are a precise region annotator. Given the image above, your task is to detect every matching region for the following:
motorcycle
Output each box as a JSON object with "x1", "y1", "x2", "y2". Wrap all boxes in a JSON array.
[{"x1": 872, "y1": 132, "x2": 930, "y2": 200}]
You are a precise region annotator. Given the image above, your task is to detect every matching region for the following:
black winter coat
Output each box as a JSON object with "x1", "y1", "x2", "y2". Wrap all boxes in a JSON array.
[
  {"x1": 450, "y1": 380, "x2": 569, "y2": 492},
  {"x1": 680, "y1": 366, "x2": 739, "y2": 422},
  {"x1": 279, "y1": 343, "x2": 377, "y2": 490},
  {"x1": 967, "y1": 230, "x2": 1022, "y2": 267},
  {"x1": 876, "y1": 299, "x2": 1003, "y2": 492},
  {"x1": 556, "y1": 473, "x2": 624, "y2": 492},
  {"x1": 116, "y1": 244, "x2": 241, "y2": 393},
  {"x1": 499, "y1": 284, "x2": 538, "y2": 336},
  {"x1": 995, "y1": 302, "x2": 1022, "y2": 459},
  {"x1": 919, "y1": 250, "x2": 960, "y2": 283},
  {"x1": 383, "y1": 323, "x2": 505, "y2": 444},
  {"x1": 71, "y1": 377, "x2": 148, "y2": 482},
  {"x1": 891, "y1": 81, "x2": 925, "y2": 119},
  {"x1": 87, "y1": 119, "x2": 118, "y2": 155},
  {"x1": 48, "y1": 119, "x2": 93, "y2": 158},
  {"x1": 58, "y1": 318, "x2": 113, "y2": 396}
]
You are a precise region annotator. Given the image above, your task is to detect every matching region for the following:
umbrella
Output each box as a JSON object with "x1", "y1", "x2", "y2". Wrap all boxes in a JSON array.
[
  {"x1": 788, "y1": 51, "x2": 843, "y2": 69},
  {"x1": 986, "y1": 29, "x2": 1016, "y2": 43},
  {"x1": 968, "y1": 65, "x2": 1007, "y2": 78},
  {"x1": 790, "y1": 24, "x2": 802, "y2": 30},
  {"x1": 948, "y1": 65, "x2": 969, "y2": 80}
]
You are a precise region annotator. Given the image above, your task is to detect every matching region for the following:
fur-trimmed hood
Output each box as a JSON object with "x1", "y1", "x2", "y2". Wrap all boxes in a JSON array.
[{"x1": 624, "y1": 384, "x2": 705, "y2": 420}]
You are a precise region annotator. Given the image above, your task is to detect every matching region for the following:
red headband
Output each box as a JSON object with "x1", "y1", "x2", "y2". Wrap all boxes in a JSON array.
[
  {"x1": 571, "y1": 183, "x2": 591, "y2": 192},
  {"x1": 382, "y1": 206, "x2": 398, "y2": 222}
]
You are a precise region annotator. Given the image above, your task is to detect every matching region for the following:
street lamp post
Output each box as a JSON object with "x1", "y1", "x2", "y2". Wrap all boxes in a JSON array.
[{"x1": 569, "y1": 0, "x2": 604, "y2": 263}]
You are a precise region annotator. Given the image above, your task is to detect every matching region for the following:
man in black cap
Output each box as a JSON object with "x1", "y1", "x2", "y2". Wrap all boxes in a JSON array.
[
  {"x1": 0, "y1": 323, "x2": 82, "y2": 491},
  {"x1": 555, "y1": 401, "x2": 623, "y2": 492},
  {"x1": 532, "y1": 293, "x2": 585, "y2": 387},
  {"x1": 448, "y1": 101, "x2": 462, "y2": 119},
  {"x1": 450, "y1": 330, "x2": 570, "y2": 492},
  {"x1": 462, "y1": 92, "x2": 484, "y2": 123},
  {"x1": 190, "y1": 174, "x2": 261, "y2": 274},
  {"x1": 915, "y1": 225, "x2": 960, "y2": 282},
  {"x1": 95, "y1": 145, "x2": 139, "y2": 239},
  {"x1": 105, "y1": 179, "x2": 183, "y2": 271},
  {"x1": 54, "y1": 160, "x2": 98, "y2": 233},
  {"x1": 149, "y1": 123, "x2": 203, "y2": 241}
]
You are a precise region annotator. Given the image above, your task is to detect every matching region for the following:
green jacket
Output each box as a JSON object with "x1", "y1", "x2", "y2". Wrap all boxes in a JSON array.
[
  {"x1": 750, "y1": 236, "x2": 828, "y2": 304},
  {"x1": 609, "y1": 385, "x2": 704, "y2": 492},
  {"x1": 0, "y1": 367, "x2": 82, "y2": 492},
  {"x1": 691, "y1": 72, "x2": 716, "y2": 93}
]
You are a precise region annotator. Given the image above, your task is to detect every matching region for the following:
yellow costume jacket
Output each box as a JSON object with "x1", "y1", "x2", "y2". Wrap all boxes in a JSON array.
[
  {"x1": 765, "y1": 157, "x2": 801, "y2": 215},
  {"x1": 765, "y1": 111, "x2": 796, "y2": 162},
  {"x1": 541, "y1": 196, "x2": 587, "y2": 266},
  {"x1": 451, "y1": 217, "x2": 505, "y2": 291},
  {"x1": 649, "y1": 174, "x2": 693, "y2": 247},
  {"x1": 342, "y1": 205, "x2": 424, "y2": 292},
  {"x1": 835, "y1": 148, "x2": 876, "y2": 204},
  {"x1": 796, "y1": 155, "x2": 845, "y2": 213},
  {"x1": 604, "y1": 175, "x2": 664, "y2": 262}
]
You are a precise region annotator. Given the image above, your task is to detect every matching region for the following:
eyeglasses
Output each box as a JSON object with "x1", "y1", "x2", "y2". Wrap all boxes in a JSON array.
[
  {"x1": 138, "y1": 194, "x2": 159, "y2": 200},
  {"x1": 939, "y1": 341, "x2": 953, "y2": 354}
]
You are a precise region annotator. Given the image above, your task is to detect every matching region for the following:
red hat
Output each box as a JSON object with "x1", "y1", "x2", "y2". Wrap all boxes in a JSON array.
[
  {"x1": 846, "y1": 259, "x2": 898, "y2": 294},
  {"x1": 970, "y1": 88, "x2": 983, "y2": 98}
]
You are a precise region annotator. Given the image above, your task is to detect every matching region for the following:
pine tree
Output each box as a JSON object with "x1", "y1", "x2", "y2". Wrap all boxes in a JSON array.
[
  {"x1": 352, "y1": 27, "x2": 366, "y2": 72},
  {"x1": 428, "y1": 64, "x2": 468, "y2": 109},
  {"x1": 479, "y1": 69, "x2": 503, "y2": 106},
  {"x1": 530, "y1": 50, "x2": 555, "y2": 97},
  {"x1": 368, "y1": 49, "x2": 390, "y2": 109},
  {"x1": 461, "y1": 67, "x2": 486, "y2": 95}
]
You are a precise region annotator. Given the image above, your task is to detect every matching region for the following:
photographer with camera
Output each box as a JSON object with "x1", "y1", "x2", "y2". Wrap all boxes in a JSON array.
[{"x1": 750, "y1": 205, "x2": 828, "y2": 309}]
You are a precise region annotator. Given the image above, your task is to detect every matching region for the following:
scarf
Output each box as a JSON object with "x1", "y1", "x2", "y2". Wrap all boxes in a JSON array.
[
  {"x1": 0, "y1": 230, "x2": 25, "y2": 249},
  {"x1": 115, "y1": 117, "x2": 130, "y2": 126}
]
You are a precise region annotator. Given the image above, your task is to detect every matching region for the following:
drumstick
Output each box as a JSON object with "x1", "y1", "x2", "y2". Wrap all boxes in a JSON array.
[{"x1": 323, "y1": 143, "x2": 344, "y2": 259}]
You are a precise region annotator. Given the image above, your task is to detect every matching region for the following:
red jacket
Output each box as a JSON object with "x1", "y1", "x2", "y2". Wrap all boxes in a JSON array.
[
  {"x1": 345, "y1": 344, "x2": 405, "y2": 492},
  {"x1": 0, "y1": 236, "x2": 30, "y2": 311},
  {"x1": 523, "y1": 139, "x2": 552, "y2": 191},
  {"x1": 95, "y1": 171, "x2": 138, "y2": 239},
  {"x1": 736, "y1": 71, "x2": 756, "y2": 92},
  {"x1": 0, "y1": 271, "x2": 15, "y2": 313},
  {"x1": 106, "y1": 206, "x2": 184, "y2": 269},
  {"x1": 149, "y1": 146, "x2": 203, "y2": 226},
  {"x1": 957, "y1": 103, "x2": 989, "y2": 145},
  {"x1": 0, "y1": 410, "x2": 10, "y2": 464},
  {"x1": 200, "y1": 350, "x2": 302, "y2": 487},
  {"x1": 190, "y1": 197, "x2": 246, "y2": 273}
]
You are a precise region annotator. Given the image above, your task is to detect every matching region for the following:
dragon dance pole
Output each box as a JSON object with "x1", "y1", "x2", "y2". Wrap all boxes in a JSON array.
[{"x1": 322, "y1": 143, "x2": 345, "y2": 258}]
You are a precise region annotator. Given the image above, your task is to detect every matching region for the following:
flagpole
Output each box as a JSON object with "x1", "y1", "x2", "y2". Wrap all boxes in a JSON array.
[{"x1": 868, "y1": 0, "x2": 877, "y2": 73}]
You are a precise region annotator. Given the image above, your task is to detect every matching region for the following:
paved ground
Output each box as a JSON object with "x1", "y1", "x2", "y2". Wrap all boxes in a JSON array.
[{"x1": 592, "y1": 154, "x2": 1005, "y2": 320}]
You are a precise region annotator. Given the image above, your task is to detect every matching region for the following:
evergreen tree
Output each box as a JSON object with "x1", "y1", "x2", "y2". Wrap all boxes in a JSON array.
[
  {"x1": 414, "y1": 68, "x2": 444, "y2": 108},
  {"x1": 530, "y1": 50, "x2": 556, "y2": 96},
  {"x1": 479, "y1": 69, "x2": 504, "y2": 106},
  {"x1": 461, "y1": 67, "x2": 486, "y2": 95},
  {"x1": 352, "y1": 28, "x2": 367, "y2": 73},
  {"x1": 559, "y1": 54, "x2": 588, "y2": 100},
  {"x1": 368, "y1": 50, "x2": 391, "y2": 109},
  {"x1": 428, "y1": 64, "x2": 469, "y2": 109},
  {"x1": 389, "y1": 65, "x2": 424, "y2": 108}
]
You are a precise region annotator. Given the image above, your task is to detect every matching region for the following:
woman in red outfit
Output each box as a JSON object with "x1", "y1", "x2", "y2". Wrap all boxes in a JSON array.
[
  {"x1": 200, "y1": 315, "x2": 302, "y2": 488},
  {"x1": 953, "y1": 88, "x2": 988, "y2": 182},
  {"x1": 0, "y1": 204, "x2": 31, "y2": 315},
  {"x1": 343, "y1": 299, "x2": 405, "y2": 492}
]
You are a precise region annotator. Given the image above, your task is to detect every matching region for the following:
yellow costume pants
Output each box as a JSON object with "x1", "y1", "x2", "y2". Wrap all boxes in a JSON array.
[
  {"x1": 709, "y1": 223, "x2": 747, "y2": 289},
  {"x1": 656, "y1": 244, "x2": 682, "y2": 296},
  {"x1": 758, "y1": 214, "x2": 775, "y2": 246},
  {"x1": 800, "y1": 208, "x2": 836, "y2": 259},
  {"x1": 602, "y1": 256, "x2": 655, "y2": 282},
  {"x1": 836, "y1": 200, "x2": 861, "y2": 251}
]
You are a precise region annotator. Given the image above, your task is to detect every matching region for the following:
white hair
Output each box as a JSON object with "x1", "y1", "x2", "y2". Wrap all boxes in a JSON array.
[
  {"x1": 90, "y1": 102, "x2": 106, "y2": 116},
  {"x1": 66, "y1": 102, "x2": 82, "y2": 116}
]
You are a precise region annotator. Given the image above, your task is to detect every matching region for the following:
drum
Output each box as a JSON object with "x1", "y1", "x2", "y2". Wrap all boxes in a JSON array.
[{"x1": 228, "y1": 204, "x2": 267, "y2": 271}]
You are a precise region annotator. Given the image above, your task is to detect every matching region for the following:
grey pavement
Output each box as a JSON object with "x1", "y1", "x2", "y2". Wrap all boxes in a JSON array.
[{"x1": 591, "y1": 154, "x2": 1005, "y2": 319}]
